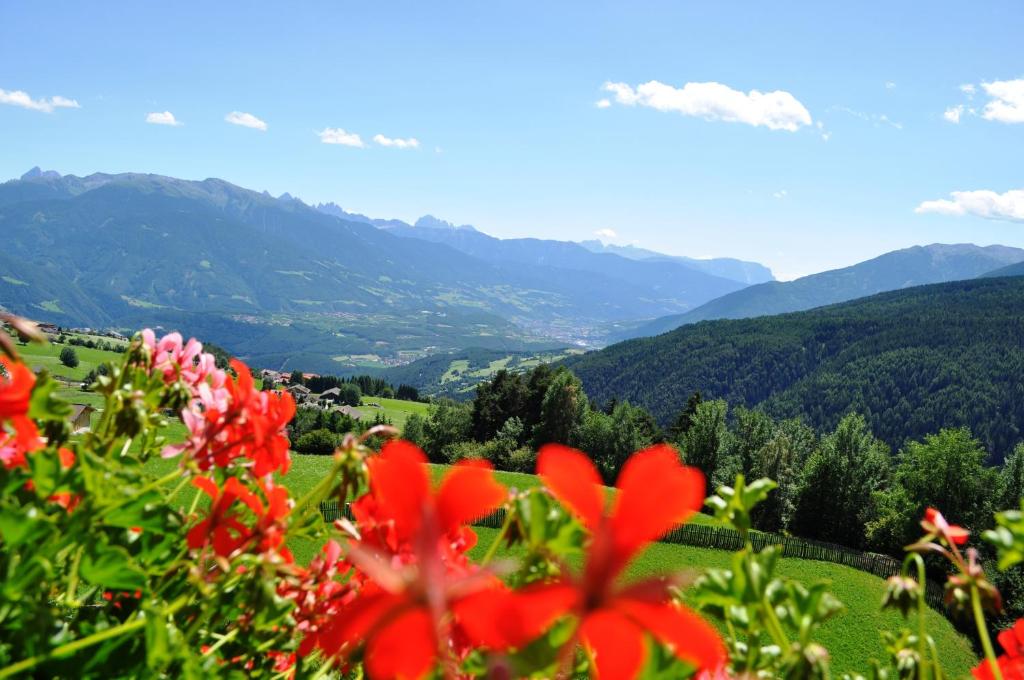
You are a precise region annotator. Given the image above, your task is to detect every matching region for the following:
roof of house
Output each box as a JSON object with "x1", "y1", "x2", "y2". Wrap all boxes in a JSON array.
[
  {"x1": 336, "y1": 405, "x2": 363, "y2": 419},
  {"x1": 286, "y1": 384, "x2": 312, "y2": 394},
  {"x1": 70, "y1": 404, "x2": 96, "y2": 419},
  {"x1": 319, "y1": 387, "x2": 342, "y2": 397}
]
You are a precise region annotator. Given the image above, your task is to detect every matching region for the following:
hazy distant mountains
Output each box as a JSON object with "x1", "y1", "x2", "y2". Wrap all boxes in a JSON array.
[
  {"x1": 0, "y1": 168, "x2": 762, "y2": 368},
  {"x1": 578, "y1": 240, "x2": 774, "y2": 285},
  {"x1": 619, "y1": 243, "x2": 1024, "y2": 340},
  {"x1": 313, "y1": 202, "x2": 771, "y2": 288}
]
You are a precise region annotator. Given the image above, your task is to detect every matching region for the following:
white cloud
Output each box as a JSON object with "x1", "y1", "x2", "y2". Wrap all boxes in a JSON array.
[
  {"x1": 960, "y1": 83, "x2": 976, "y2": 97},
  {"x1": 943, "y1": 105, "x2": 964, "y2": 124},
  {"x1": 225, "y1": 111, "x2": 267, "y2": 131},
  {"x1": 980, "y1": 79, "x2": 1024, "y2": 123},
  {"x1": 773, "y1": 189, "x2": 788, "y2": 199},
  {"x1": 915, "y1": 188, "x2": 1024, "y2": 222},
  {"x1": 145, "y1": 111, "x2": 182, "y2": 126},
  {"x1": 595, "y1": 98, "x2": 611, "y2": 109},
  {"x1": 593, "y1": 228, "x2": 617, "y2": 240},
  {"x1": 318, "y1": 128, "x2": 364, "y2": 147},
  {"x1": 601, "y1": 80, "x2": 812, "y2": 131},
  {"x1": 373, "y1": 134, "x2": 420, "y2": 149},
  {"x1": 885, "y1": 81, "x2": 896, "y2": 90},
  {"x1": 0, "y1": 88, "x2": 80, "y2": 113}
]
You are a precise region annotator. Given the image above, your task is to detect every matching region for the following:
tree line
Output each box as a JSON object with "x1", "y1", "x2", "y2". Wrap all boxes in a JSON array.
[{"x1": 284, "y1": 370, "x2": 420, "y2": 403}]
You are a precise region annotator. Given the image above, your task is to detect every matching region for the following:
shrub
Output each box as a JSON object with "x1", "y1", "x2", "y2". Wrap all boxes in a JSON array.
[
  {"x1": 293, "y1": 428, "x2": 340, "y2": 454},
  {"x1": 59, "y1": 346, "x2": 79, "y2": 368},
  {"x1": 441, "y1": 439, "x2": 486, "y2": 463},
  {"x1": 503, "y1": 446, "x2": 537, "y2": 473}
]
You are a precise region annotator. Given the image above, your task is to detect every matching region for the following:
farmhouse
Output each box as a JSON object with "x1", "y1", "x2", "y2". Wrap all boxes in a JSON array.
[
  {"x1": 70, "y1": 404, "x2": 96, "y2": 433},
  {"x1": 317, "y1": 387, "x2": 343, "y2": 402},
  {"x1": 335, "y1": 405, "x2": 363, "y2": 419},
  {"x1": 285, "y1": 383, "x2": 313, "y2": 403}
]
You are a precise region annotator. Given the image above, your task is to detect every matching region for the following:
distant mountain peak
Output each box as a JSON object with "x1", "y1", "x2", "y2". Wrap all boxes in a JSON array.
[
  {"x1": 277, "y1": 192, "x2": 304, "y2": 204},
  {"x1": 20, "y1": 166, "x2": 61, "y2": 181},
  {"x1": 414, "y1": 215, "x2": 477, "y2": 232}
]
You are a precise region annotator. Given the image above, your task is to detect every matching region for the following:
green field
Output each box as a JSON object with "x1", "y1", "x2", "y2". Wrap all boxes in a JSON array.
[
  {"x1": 359, "y1": 395, "x2": 430, "y2": 428},
  {"x1": 16, "y1": 335, "x2": 124, "y2": 382}
]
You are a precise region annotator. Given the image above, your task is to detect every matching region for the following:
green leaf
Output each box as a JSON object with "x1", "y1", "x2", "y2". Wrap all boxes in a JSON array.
[
  {"x1": 104, "y1": 491, "x2": 178, "y2": 534},
  {"x1": 27, "y1": 371, "x2": 72, "y2": 422},
  {"x1": 28, "y1": 446, "x2": 62, "y2": 497},
  {"x1": 81, "y1": 543, "x2": 146, "y2": 591},
  {"x1": 145, "y1": 604, "x2": 173, "y2": 671}
]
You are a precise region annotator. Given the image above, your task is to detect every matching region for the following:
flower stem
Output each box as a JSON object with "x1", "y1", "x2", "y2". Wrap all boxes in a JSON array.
[
  {"x1": 64, "y1": 545, "x2": 84, "y2": 607},
  {"x1": 912, "y1": 555, "x2": 931, "y2": 680},
  {"x1": 201, "y1": 627, "x2": 239, "y2": 656},
  {"x1": 480, "y1": 507, "x2": 515, "y2": 566},
  {"x1": 292, "y1": 459, "x2": 344, "y2": 522},
  {"x1": 971, "y1": 584, "x2": 1004, "y2": 680}
]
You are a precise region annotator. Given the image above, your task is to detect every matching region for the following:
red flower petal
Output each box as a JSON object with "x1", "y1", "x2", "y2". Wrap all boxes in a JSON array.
[
  {"x1": 368, "y1": 440, "x2": 431, "y2": 540},
  {"x1": 317, "y1": 590, "x2": 404, "y2": 659},
  {"x1": 616, "y1": 599, "x2": 725, "y2": 672},
  {"x1": 611, "y1": 445, "x2": 704, "y2": 559},
  {"x1": 436, "y1": 459, "x2": 507, "y2": 533},
  {"x1": 192, "y1": 476, "x2": 219, "y2": 500},
  {"x1": 10, "y1": 415, "x2": 41, "y2": 451},
  {"x1": 455, "y1": 582, "x2": 578, "y2": 650},
  {"x1": 365, "y1": 606, "x2": 437, "y2": 680},
  {"x1": 537, "y1": 444, "x2": 605, "y2": 531},
  {"x1": 580, "y1": 609, "x2": 646, "y2": 680},
  {"x1": 186, "y1": 519, "x2": 211, "y2": 549},
  {"x1": 224, "y1": 477, "x2": 264, "y2": 517},
  {"x1": 0, "y1": 357, "x2": 34, "y2": 422}
]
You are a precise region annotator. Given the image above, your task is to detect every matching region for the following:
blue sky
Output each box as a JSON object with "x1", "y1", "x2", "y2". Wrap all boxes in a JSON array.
[{"x1": 1, "y1": 1, "x2": 1021, "y2": 280}]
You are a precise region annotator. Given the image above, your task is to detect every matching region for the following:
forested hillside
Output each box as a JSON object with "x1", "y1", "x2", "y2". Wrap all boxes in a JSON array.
[{"x1": 566, "y1": 276, "x2": 1024, "y2": 460}]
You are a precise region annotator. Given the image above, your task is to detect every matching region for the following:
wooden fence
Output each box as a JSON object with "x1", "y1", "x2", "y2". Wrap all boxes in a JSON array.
[{"x1": 318, "y1": 500, "x2": 946, "y2": 611}]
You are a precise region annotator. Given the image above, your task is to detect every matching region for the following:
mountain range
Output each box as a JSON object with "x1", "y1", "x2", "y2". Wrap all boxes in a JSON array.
[
  {"x1": 0, "y1": 168, "x2": 762, "y2": 370},
  {"x1": 619, "y1": 243, "x2": 1024, "y2": 339}
]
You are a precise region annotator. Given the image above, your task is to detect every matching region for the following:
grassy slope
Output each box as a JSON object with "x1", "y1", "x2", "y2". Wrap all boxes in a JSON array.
[
  {"x1": 469, "y1": 526, "x2": 976, "y2": 675},
  {"x1": 359, "y1": 396, "x2": 430, "y2": 429},
  {"x1": 18, "y1": 336, "x2": 122, "y2": 382},
  {"x1": 267, "y1": 456, "x2": 978, "y2": 675}
]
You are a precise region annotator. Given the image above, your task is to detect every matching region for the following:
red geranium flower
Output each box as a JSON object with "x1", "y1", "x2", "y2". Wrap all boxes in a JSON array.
[
  {"x1": 922, "y1": 507, "x2": 970, "y2": 546},
  {"x1": 0, "y1": 356, "x2": 41, "y2": 450},
  {"x1": 316, "y1": 440, "x2": 508, "y2": 680},
  {"x1": 170, "y1": 360, "x2": 295, "y2": 477},
  {"x1": 487, "y1": 444, "x2": 725, "y2": 680},
  {"x1": 188, "y1": 476, "x2": 261, "y2": 557},
  {"x1": 974, "y1": 617, "x2": 1024, "y2": 680},
  {"x1": 187, "y1": 475, "x2": 293, "y2": 561}
]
